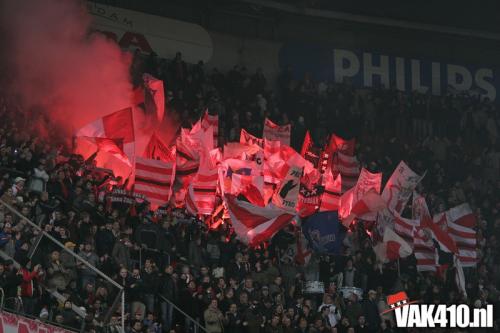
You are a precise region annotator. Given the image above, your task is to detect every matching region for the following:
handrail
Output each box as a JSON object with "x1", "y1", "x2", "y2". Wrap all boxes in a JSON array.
[
  {"x1": 0, "y1": 288, "x2": 4, "y2": 310},
  {"x1": 157, "y1": 295, "x2": 207, "y2": 333},
  {"x1": 0, "y1": 249, "x2": 87, "y2": 318},
  {"x1": 0, "y1": 199, "x2": 123, "y2": 290}
]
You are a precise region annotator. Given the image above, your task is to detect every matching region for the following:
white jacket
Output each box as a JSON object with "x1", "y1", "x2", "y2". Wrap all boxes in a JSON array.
[{"x1": 29, "y1": 167, "x2": 49, "y2": 193}]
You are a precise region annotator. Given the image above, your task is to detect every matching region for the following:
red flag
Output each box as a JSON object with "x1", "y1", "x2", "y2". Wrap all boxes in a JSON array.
[
  {"x1": 329, "y1": 134, "x2": 355, "y2": 156},
  {"x1": 91, "y1": 137, "x2": 130, "y2": 166},
  {"x1": 300, "y1": 130, "x2": 313, "y2": 157},
  {"x1": 76, "y1": 107, "x2": 135, "y2": 161},
  {"x1": 240, "y1": 128, "x2": 263, "y2": 147}
]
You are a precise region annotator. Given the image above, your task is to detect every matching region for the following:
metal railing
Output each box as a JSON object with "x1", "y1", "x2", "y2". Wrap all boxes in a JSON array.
[
  {"x1": 0, "y1": 199, "x2": 125, "y2": 332},
  {"x1": 157, "y1": 295, "x2": 207, "y2": 333}
]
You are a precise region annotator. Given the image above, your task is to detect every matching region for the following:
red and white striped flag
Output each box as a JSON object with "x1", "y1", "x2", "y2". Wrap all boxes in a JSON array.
[
  {"x1": 445, "y1": 204, "x2": 477, "y2": 267},
  {"x1": 225, "y1": 194, "x2": 295, "y2": 247},
  {"x1": 187, "y1": 148, "x2": 220, "y2": 215},
  {"x1": 263, "y1": 118, "x2": 291, "y2": 146},
  {"x1": 413, "y1": 226, "x2": 437, "y2": 272},
  {"x1": 76, "y1": 107, "x2": 135, "y2": 163},
  {"x1": 319, "y1": 171, "x2": 341, "y2": 212},
  {"x1": 411, "y1": 193, "x2": 437, "y2": 271},
  {"x1": 134, "y1": 154, "x2": 176, "y2": 210},
  {"x1": 393, "y1": 212, "x2": 419, "y2": 248},
  {"x1": 332, "y1": 152, "x2": 360, "y2": 193}
]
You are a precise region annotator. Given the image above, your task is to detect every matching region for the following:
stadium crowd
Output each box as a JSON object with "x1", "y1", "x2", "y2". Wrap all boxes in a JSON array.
[{"x1": 0, "y1": 50, "x2": 498, "y2": 333}]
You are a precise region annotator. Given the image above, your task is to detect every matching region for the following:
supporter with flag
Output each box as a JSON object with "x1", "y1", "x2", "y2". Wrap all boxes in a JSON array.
[{"x1": 302, "y1": 211, "x2": 346, "y2": 254}]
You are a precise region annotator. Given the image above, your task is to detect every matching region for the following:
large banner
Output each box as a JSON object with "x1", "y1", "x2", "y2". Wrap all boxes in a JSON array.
[
  {"x1": 0, "y1": 311, "x2": 75, "y2": 333},
  {"x1": 263, "y1": 118, "x2": 291, "y2": 146},
  {"x1": 279, "y1": 43, "x2": 499, "y2": 102}
]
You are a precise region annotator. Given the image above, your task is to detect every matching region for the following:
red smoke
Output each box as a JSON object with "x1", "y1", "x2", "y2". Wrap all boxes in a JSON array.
[{"x1": 1, "y1": 0, "x2": 133, "y2": 143}]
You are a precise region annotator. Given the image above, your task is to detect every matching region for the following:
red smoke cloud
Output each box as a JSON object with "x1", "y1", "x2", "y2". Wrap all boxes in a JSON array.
[{"x1": 1, "y1": 0, "x2": 133, "y2": 143}]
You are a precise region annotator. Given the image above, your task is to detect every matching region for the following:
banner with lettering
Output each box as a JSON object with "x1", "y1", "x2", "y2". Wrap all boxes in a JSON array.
[
  {"x1": 263, "y1": 118, "x2": 291, "y2": 146},
  {"x1": 0, "y1": 311, "x2": 74, "y2": 333}
]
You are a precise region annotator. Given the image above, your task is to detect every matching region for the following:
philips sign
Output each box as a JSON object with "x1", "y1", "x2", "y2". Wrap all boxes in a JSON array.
[{"x1": 279, "y1": 43, "x2": 498, "y2": 102}]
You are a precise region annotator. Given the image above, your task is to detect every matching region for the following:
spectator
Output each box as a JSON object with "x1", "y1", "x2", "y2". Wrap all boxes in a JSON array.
[{"x1": 204, "y1": 299, "x2": 224, "y2": 333}]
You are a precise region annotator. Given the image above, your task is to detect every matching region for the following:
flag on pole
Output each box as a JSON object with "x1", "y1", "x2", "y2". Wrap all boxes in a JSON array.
[
  {"x1": 272, "y1": 166, "x2": 302, "y2": 212},
  {"x1": 332, "y1": 152, "x2": 360, "y2": 193},
  {"x1": 373, "y1": 227, "x2": 412, "y2": 263},
  {"x1": 383, "y1": 161, "x2": 424, "y2": 214},
  {"x1": 76, "y1": 107, "x2": 135, "y2": 162},
  {"x1": 202, "y1": 110, "x2": 219, "y2": 148},
  {"x1": 224, "y1": 195, "x2": 295, "y2": 247},
  {"x1": 297, "y1": 184, "x2": 322, "y2": 218},
  {"x1": 445, "y1": 204, "x2": 477, "y2": 267},
  {"x1": 134, "y1": 155, "x2": 176, "y2": 210},
  {"x1": 187, "y1": 148, "x2": 220, "y2": 215},
  {"x1": 302, "y1": 211, "x2": 346, "y2": 255},
  {"x1": 300, "y1": 130, "x2": 313, "y2": 157},
  {"x1": 143, "y1": 132, "x2": 174, "y2": 162},
  {"x1": 319, "y1": 172, "x2": 341, "y2": 212},
  {"x1": 341, "y1": 189, "x2": 386, "y2": 228},
  {"x1": 329, "y1": 134, "x2": 355, "y2": 156}
]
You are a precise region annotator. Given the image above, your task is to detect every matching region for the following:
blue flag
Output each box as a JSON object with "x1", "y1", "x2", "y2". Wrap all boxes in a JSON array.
[{"x1": 302, "y1": 211, "x2": 346, "y2": 254}]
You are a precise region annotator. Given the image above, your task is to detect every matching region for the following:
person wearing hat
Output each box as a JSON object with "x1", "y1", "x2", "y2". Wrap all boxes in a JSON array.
[{"x1": 11, "y1": 177, "x2": 25, "y2": 196}]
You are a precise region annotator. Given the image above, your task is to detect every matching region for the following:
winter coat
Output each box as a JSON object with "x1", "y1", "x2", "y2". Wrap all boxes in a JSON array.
[
  {"x1": 29, "y1": 167, "x2": 49, "y2": 193},
  {"x1": 47, "y1": 260, "x2": 68, "y2": 290},
  {"x1": 112, "y1": 241, "x2": 131, "y2": 270},
  {"x1": 204, "y1": 307, "x2": 224, "y2": 333}
]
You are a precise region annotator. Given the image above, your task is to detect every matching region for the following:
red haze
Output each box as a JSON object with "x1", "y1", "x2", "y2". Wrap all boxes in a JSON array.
[{"x1": 1, "y1": 0, "x2": 133, "y2": 143}]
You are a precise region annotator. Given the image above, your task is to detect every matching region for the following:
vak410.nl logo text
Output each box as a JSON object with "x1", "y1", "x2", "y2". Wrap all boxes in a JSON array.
[{"x1": 382, "y1": 292, "x2": 493, "y2": 328}]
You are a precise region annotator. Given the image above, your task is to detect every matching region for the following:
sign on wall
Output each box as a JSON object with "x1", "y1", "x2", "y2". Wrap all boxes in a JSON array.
[
  {"x1": 279, "y1": 43, "x2": 498, "y2": 102},
  {"x1": 87, "y1": 1, "x2": 213, "y2": 63}
]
